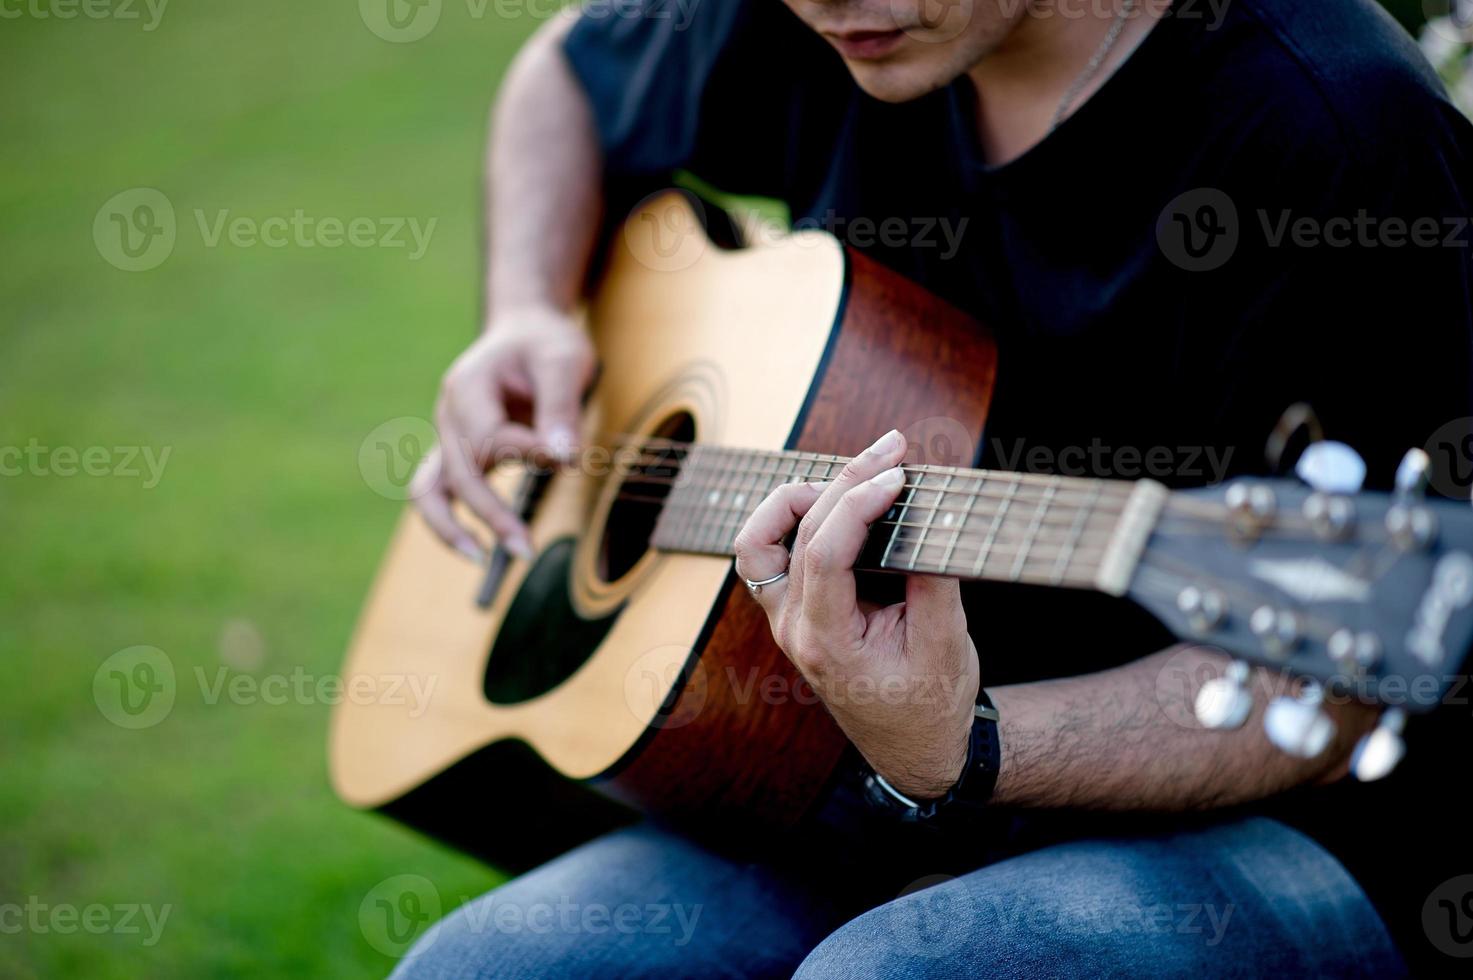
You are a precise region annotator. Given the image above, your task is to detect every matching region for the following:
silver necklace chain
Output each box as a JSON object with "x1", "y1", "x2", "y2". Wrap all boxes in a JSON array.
[{"x1": 1049, "y1": 0, "x2": 1139, "y2": 133}]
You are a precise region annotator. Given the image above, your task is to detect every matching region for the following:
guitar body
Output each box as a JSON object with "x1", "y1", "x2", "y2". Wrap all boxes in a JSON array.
[{"x1": 329, "y1": 194, "x2": 996, "y2": 869}]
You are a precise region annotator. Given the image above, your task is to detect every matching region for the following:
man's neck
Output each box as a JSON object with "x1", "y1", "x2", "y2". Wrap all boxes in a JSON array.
[{"x1": 967, "y1": 1, "x2": 1170, "y2": 166}]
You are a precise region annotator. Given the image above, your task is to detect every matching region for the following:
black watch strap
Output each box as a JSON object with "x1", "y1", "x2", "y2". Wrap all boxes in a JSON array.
[{"x1": 861, "y1": 687, "x2": 1002, "y2": 825}]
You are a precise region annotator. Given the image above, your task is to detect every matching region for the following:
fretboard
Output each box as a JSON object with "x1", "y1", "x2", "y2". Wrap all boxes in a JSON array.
[{"x1": 646, "y1": 445, "x2": 1166, "y2": 595}]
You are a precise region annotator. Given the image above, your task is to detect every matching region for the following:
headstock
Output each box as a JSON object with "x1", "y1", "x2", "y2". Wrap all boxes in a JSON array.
[{"x1": 1128, "y1": 445, "x2": 1473, "y2": 781}]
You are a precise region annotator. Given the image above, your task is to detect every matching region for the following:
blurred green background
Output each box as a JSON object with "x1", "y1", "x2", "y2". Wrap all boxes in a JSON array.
[{"x1": 0, "y1": 0, "x2": 1444, "y2": 976}]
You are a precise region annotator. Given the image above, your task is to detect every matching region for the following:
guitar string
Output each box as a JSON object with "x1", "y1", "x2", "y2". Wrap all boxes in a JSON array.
[
  {"x1": 559, "y1": 438, "x2": 1393, "y2": 652},
  {"x1": 608, "y1": 451, "x2": 1362, "y2": 543}
]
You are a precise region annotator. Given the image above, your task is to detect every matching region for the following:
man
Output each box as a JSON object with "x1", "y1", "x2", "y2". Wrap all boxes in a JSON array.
[{"x1": 402, "y1": 0, "x2": 1473, "y2": 975}]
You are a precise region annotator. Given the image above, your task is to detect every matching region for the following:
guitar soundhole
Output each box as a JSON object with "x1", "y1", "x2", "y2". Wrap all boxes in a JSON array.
[{"x1": 597, "y1": 410, "x2": 695, "y2": 583}]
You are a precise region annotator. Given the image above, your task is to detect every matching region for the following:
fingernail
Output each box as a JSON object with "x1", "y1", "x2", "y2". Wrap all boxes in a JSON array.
[
  {"x1": 871, "y1": 467, "x2": 905, "y2": 489},
  {"x1": 456, "y1": 540, "x2": 486, "y2": 565},
  {"x1": 504, "y1": 536, "x2": 535, "y2": 560},
  {"x1": 548, "y1": 426, "x2": 577, "y2": 462},
  {"x1": 806, "y1": 481, "x2": 830, "y2": 490},
  {"x1": 870, "y1": 429, "x2": 902, "y2": 454}
]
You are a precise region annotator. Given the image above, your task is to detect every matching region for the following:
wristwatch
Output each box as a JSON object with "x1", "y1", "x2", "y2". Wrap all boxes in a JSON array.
[{"x1": 860, "y1": 688, "x2": 1002, "y2": 825}]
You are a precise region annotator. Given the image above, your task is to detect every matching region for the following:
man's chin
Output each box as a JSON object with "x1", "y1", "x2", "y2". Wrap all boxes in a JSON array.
[{"x1": 844, "y1": 61, "x2": 952, "y2": 103}]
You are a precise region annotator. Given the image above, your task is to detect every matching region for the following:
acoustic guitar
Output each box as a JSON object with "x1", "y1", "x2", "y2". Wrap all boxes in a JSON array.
[{"x1": 330, "y1": 193, "x2": 1473, "y2": 870}]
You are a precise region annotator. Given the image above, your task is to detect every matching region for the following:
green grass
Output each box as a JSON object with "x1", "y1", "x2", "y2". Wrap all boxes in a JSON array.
[{"x1": 0, "y1": 3, "x2": 552, "y2": 974}]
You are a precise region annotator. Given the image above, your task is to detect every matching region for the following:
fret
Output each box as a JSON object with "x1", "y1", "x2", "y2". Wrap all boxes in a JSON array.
[
  {"x1": 938, "y1": 474, "x2": 980, "y2": 574},
  {"x1": 696, "y1": 450, "x2": 733, "y2": 554},
  {"x1": 720, "y1": 451, "x2": 754, "y2": 549},
  {"x1": 648, "y1": 443, "x2": 1140, "y2": 589},
  {"x1": 907, "y1": 470, "x2": 952, "y2": 571},
  {"x1": 710, "y1": 451, "x2": 741, "y2": 550},
  {"x1": 972, "y1": 473, "x2": 1020, "y2": 577},
  {"x1": 1009, "y1": 477, "x2": 1060, "y2": 581},
  {"x1": 783, "y1": 453, "x2": 807, "y2": 487},
  {"x1": 881, "y1": 467, "x2": 920, "y2": 569},
  {"x1": 1051, "y1": 480, "x2": 1101, "y2": 585},
  {"x1": 669, "y1": 446, "x2": 705, "y2": 548},
  {"x1": 721, "y1": 452, "x2": 764, "y2": 547}
]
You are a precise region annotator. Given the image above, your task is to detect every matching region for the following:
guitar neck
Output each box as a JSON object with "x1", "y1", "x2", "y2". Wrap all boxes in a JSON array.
[{"x1": 647, "y1": 445, "x2": 1167, "y2": 595}]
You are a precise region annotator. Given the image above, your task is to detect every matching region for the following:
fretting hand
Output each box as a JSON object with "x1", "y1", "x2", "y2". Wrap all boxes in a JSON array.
[{"x1": 733, "y1": 430, "x2": 979, "y2": 800}]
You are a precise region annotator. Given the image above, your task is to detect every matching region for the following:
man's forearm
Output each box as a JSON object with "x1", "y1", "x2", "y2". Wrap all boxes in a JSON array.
[
  {"x1": 988, "y1": 646, "x2": 1380, "y2": 810},
  {"x1": 484, "y1": 13, "x2": 602, "y2": 321}
]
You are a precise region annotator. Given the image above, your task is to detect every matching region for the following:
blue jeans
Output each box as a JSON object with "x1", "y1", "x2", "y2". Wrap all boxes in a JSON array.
[{"x1": 391, "y1": 816, "x2": 1403, "y2": 979}]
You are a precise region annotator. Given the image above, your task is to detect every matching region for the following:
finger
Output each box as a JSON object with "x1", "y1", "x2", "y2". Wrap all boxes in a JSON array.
[
  {"x1": 790, "y1": 428, "x2": 907, "y2": 596},
  {"x1": 803, "y1": 466, "x2": 907, "y2": 634},
  {"x1": 411, "y1": 448, "x2": 486, "y2": 562},
  {"x1": 733, "y1": 482, "x2": 824, "y2": 612},
  {"x1": 528, "y1": 342, "x2": 594, "y2": 462},
  {"x1": 904, "y1": 574, "x2": 969, "y2": 656},
  {"x1": 437, "y1": 404, "x2": 534, "y2": 558},
  {"x1": 447, "y1": 377, "x2": 542, "y2": 465}
]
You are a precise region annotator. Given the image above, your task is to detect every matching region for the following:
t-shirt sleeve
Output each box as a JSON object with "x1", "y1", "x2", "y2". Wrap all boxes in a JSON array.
[{"x1": 562, "y1": 0, "x2": 825, "y2": 202}]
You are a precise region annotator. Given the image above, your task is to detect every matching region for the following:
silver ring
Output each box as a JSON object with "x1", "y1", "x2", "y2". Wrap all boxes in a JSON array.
[{"x1": 744, "y1": 569, "x2": 788, "y2": 597}]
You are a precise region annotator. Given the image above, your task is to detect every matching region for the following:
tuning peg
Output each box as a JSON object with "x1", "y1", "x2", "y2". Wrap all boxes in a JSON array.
[
  {"x1": 1388, "y1": 449, "x2": 1437, "y2": 550},
  {"x1": 1295, "y1": 441, "x2": 1366, "y2": 495},
  {"x1": 1194, "y1": 660, "x2": 1253, "y2": 730},
  {"x1": 1395, "y1": 448, "x2": 1430, "y2": 498},
  {"x1": 1263, "y1": 681, "x2": 1336, "y2": 758},
  {"x1": 1350, "y1": 708, "x2": 1407, "y2": 782},
  {"x1": 1224, "y1": 482, "x2": 1276, "y2": 539}
]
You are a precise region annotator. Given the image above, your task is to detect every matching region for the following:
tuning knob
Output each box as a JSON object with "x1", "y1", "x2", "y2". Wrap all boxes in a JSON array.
[
  {"x1": 1351, "y1": 708, "x2": 1407, "y2": 782},
  {"x1": 1177, "y1": 586, "x2": 1226, "y2": 633},
  {"x1": 1250, "y1": 605, "x2": 1301, "y2": 657},
  {"x1": 1395, "y1": 448, "x2": 1431, "y2": 497},
  {"x1": 1263, "y1": 681, "x2": 1336, "y2": 758},
  {"x1": 1195, "y1": 660, "x2": 1253, "y2": 730},
  {"x1": 1387, "y1": 449, "x2": 1437, "y2": 550},
  {"x1": 1295, "y1": 441, "x2": 1366, "y2": 495},
  {"x1": 1224, "y1": 482, "x2": 1277, "y2": 539}
]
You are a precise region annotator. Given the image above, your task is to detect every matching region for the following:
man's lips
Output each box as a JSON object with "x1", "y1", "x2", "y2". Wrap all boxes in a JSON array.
[{"x1": 825, "y1": 28, "x2": 906, "y2": 61}]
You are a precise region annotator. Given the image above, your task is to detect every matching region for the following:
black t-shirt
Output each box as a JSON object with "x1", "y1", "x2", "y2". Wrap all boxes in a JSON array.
[{"x1": 566, "y1": 0, "x2": 1473, "y2": 970}]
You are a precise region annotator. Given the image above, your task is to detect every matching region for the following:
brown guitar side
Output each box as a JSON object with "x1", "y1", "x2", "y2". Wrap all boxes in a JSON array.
[{"x1": 600, "y1": 248, "x2": 997, "y2": 826}]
